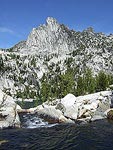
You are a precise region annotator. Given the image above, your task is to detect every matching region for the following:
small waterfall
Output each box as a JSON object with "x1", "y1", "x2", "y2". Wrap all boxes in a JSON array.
[{"x1": 19, "y1": 113, "x2": 58, "y2": 128}]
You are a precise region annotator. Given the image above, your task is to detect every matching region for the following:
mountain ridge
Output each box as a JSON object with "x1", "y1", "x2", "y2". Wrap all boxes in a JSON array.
[{"x1": 0, "y1": 17, "x2": 113, "y2": 100}]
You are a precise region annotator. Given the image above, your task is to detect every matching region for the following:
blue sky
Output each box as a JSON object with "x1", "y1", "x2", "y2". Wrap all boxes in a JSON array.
[{"x1": 0, "y1": 0, "x2": 113, "y2": 48}]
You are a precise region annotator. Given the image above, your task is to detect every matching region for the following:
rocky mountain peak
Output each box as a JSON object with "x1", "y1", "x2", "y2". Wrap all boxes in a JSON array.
[
  {"x1": 46, "y1": 17, "x2": 60, "y2": 32},
  {"x1": 46, "y1": 17, "x2": 58, "y2": 26},
  {"x1": 83, "y1": 27, "x2": 94, "y2": 33},
  {"x1": 10, "y1": 17, "x2": 113, "y2": 75},
  {"x1": 0, "y1": 17, "x2": 113, "y2": 104},
  {"x1": 26, "y1": 17, "x2": 70, "y2": 54}
]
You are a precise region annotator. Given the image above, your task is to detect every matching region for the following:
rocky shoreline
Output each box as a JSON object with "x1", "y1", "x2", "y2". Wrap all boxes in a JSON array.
[
  {"x1": 30, "y1": 91, "x2": 113, "y2": 124},
  {"x1": 0, "y1": 89, "x2": 113, "y2": 129}
]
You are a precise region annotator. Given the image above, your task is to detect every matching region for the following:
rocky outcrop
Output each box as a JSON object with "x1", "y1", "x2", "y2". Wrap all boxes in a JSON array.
[
  {"x1": 0, "y1": 89, "x2": 22, "y2": 129},
  {"x1": 32, "y1": 91, "x2": 112, "y2": 123},
  {"x1": 26, "y1": 17, "x2": 71, "y2": 55},
  {"x1": 0, "y1": 90, "x2": 112, "y2": 129},
  {"x1": 36, "y1": 106, "x2": 74, "y2": 123}
]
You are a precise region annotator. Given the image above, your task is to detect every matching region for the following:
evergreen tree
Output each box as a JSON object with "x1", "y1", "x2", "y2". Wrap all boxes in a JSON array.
[
  {"x1": 83, "y1": 68, "x2": 96, "y2": 94},
  {"x1": 96, "y1": 71, "x2": 109, "y2": 91},
  {"x1": 76, "y1": 75, "x2": 85, "y2": 96}
]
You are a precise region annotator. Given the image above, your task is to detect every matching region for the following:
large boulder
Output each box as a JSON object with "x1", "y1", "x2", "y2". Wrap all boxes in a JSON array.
[
  {"x1": 56, "y1": 94, "x2": 78, "y2": 120},
  {"x1": 60, "y1": 94, "x2": 76, "y2": 107},
  {"x1": 0, "y1": 89, "x2": 21, "y2": 129},
  {"x1": 91, "y1": 97, "x2": 110, "y2": 121},
  {"x1": 36, "y1": 105, "x2": 74, "y2": 123},
  {"x1": 63, "y1": 105, "x2": 78, "y2": 120},
  {"x1": 37, "y1": 106, "x2": 62, "y2": 122}
]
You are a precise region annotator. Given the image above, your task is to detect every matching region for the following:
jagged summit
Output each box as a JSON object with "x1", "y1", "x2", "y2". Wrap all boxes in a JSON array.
[
  {"x1": 24, "y1": 17, "x2": 112, "y2": 55},
  {"x1": 0, "y1": 17, "x2": 113, "y2": 99},
  {"x1": 25, "y1": 17, "x2": 70, "y2": 54},
  {"x1": 7, "y1": 17, "x2": 113, "y2": 57},
  {"x1": 46, "y1": 17, "x2": 58, "y2": 26},
  {"x1": 1, "y1": 17, "x2": 113, "y2": 75}
]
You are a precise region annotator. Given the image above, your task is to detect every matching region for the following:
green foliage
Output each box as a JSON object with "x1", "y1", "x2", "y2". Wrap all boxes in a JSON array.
[
  {"x1": 31, "y1": 56, "x2": 36, "y2": 67},
  {"x1": 108, "y1": 74, "x2": 113, "y2": 85},
  {"x1": 60, "y1": 68, "x2": 75, "y2": 96},
  {"x1": 96, "y1": 71, "x2": 109, "y2": 91},
  {"x1": 13, "y1": 58, "x2": 113, "y2": 105},
  {"x1": 15, "y1": 85, "x2": 37, "y2": 99},
  {"x1": 76, "y1": 76, "x2": 85, "y2": 96},
  {"x1": 39, "y1": 67, "x2": 113, "y2": 103},
  {"x1": 40, "y1": 80, "x2": 51, "y2": 102},
  {"x1": 40, "y1": 67, "x2": 75, "y2": 102},
  {"x1": 7, "y1": 47, "x2": 13, "y2": 52},
  {"x1": 76, "y1": 69, "x2": 96, "y2": 96},
  {"x1": 65, "y1": 57, "x2": 74, "y2": 68},
  {"x1": 83, "y1": 68, "x2": 96, "y2": 94}
]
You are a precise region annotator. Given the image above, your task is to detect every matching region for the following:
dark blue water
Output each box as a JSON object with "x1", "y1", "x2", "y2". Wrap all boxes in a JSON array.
[{"x1": 0, "y1": 118, "x2": 113, "y2": 150}]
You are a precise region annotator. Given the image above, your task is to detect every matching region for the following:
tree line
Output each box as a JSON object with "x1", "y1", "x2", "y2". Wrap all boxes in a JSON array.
[{"x1": 39, "y1": 68, "x2": 113, "y2": 103}]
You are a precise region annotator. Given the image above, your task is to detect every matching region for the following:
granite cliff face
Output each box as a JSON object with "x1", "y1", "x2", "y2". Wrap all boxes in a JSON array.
[
  {"x1": 24, "y1": 17, "x2": 113, "y2": 73},
  {"x1": 25, "y1": 17, "x2": 78, "y2": 55},
  {"x1": 0, "y1": 17, "x2": 113, "y2": 99}
]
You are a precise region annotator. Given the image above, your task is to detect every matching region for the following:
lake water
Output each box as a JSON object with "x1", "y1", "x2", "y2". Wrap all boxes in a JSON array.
[{"x1": 0, "y1": 113, "x2": 113, "y2": 150}]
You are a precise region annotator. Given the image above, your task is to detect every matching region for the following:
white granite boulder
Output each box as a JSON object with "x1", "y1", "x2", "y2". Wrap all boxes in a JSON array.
[{"x1": 0, "y1": 89, "x2": 21, "y2": 129}]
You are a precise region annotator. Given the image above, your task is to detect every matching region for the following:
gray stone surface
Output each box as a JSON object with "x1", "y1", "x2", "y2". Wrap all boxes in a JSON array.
[{"x1": 0, "y1": 89, "x2": 21, "y2": 129}]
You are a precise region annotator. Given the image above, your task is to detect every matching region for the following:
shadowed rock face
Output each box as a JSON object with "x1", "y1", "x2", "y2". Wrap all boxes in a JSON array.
[
  {"x1": 110, "y1": 92, "x2": 113, "y2": 108},
  {"x1": 107, "y1": 110, "x2": 113, "y2": 120}
]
